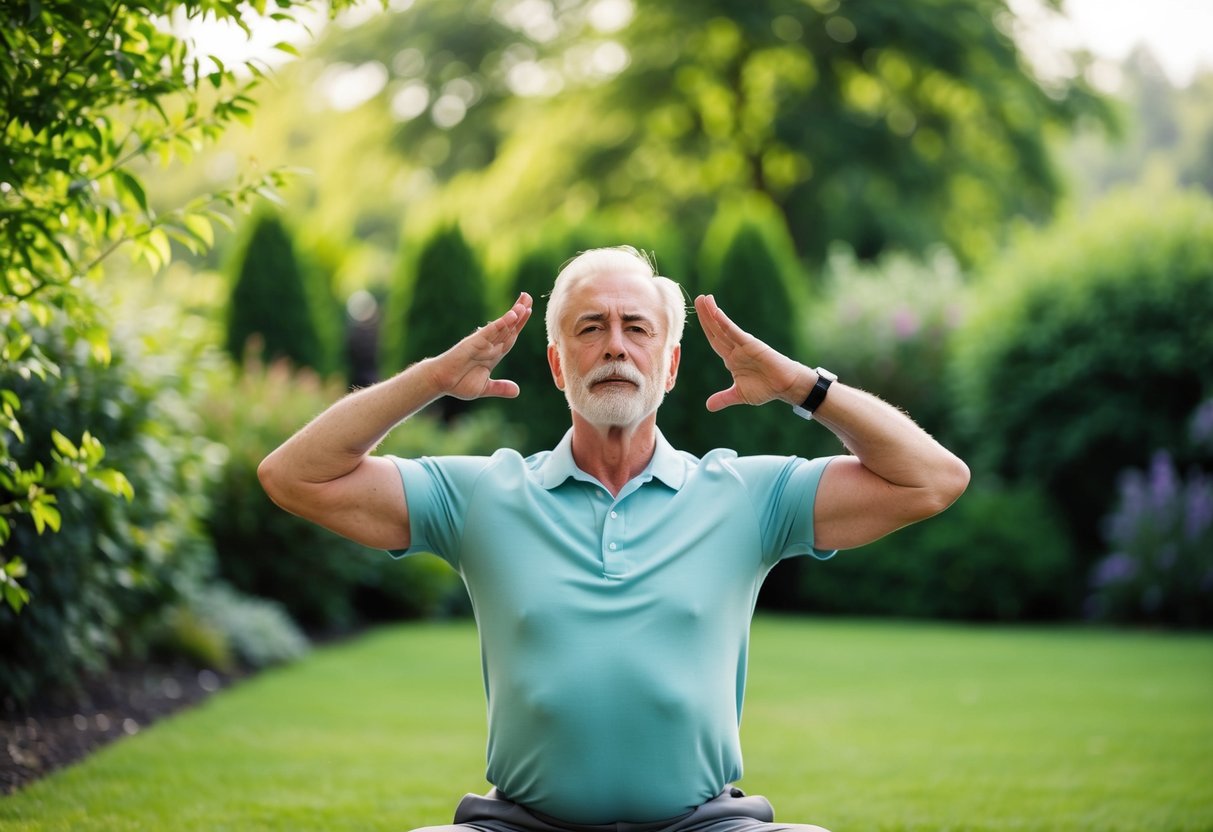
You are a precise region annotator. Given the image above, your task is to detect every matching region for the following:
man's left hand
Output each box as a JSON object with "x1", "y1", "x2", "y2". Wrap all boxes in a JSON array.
[{"x1": 694, "y1": 294, "x2": 809, "y2": 411}]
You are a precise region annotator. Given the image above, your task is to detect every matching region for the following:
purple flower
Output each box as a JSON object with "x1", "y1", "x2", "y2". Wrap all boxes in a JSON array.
[
  {"x1": 1185, "y1": 474, "x2": 1213, "y2": 542},
  {"x1": 890, "y1": 306, "x2": 920, "y2": 339},
  {"x1": 1106, "y1": 470, "x2": 1148, "y2": 545},
  {"x1": 1091, "y1": 552, "x2": 1138, "y2": 587},
  {"x1": 1189, "y1": 399, "x2": 1213, "y2": 449},
  {"x1": 1148, "y1": 451, "x2": 1179, "y2": 513}
]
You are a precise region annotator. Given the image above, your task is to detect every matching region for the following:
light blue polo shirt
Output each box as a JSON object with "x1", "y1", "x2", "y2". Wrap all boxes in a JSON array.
[{"x1": 389, "y1": 430, "x2": 837, "y2": 824}]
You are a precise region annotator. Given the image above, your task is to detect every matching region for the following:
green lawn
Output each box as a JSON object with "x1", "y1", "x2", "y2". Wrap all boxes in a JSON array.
[{"x1": 2, "y1": 617, "x2": 1211, "y2": 832}]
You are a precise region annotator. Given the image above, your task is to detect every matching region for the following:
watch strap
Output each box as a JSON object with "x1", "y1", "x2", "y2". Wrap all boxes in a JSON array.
[{"x1": 791, "y1": 367, "x2": 835, "y2": 420}]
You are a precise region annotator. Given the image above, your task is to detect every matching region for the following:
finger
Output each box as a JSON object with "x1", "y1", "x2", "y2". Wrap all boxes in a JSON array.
[
  {"x1": 695, "y1": 295, "x2": 732, "y2": 353},
  {"x1": 473, "y1": 296, "x2": 531, "y2": 347},
  {"x1": 705, "y1": 385, "x2": 744, "y2": 412},
  {"x1": 481, "y1": 378, "x2": 521, "y2": 399},
  {"x1": 494, "y1": 305, "x2": 533, "y2": 356},
  {"x1": 703, "y1": 294, "x2": 754, "y2": 345}
]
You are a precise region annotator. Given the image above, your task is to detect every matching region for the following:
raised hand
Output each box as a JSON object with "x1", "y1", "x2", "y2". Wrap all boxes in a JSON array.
[
  {"x1": 694, "y1": 293, "x2": 807, "y2": 411},
  {"x1": 426, "y1": 292, "x2": 534, "y2": 401}
]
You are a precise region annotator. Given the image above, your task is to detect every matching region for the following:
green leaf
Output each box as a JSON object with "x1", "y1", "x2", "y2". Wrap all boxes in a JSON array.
[
  {"x1": 184, "y1": 214, "x2": 214, "y2": 248},
  {"x1": 4, "y1": 581, "x2": 30, "y2": 613},
  {"x1": 206, "y1": 210, "x2": 236, "y2": 232},
  {"x1": 30, "y1": 497, "x2": 61, "y2": 534},
  {"x1": 92, "y1": 468, "x2": 135, "y2": 501},
  {"x1": 273, "y1": 41, "x2": 301, "y2": 57},
  {"x1": 83, "y1": 326, "x2": 111, "y2": 364},
  {"x1": 255, "y1": 185, "x2": 287, "y2": 206},
  {"x1": 114, "y1": 169, "x2": 149, "y2": 213},
  {"x1": 79, "y1": 431, "x2": 105, "y2": 465},
  {"x1": 163, "y1": 224, "x2": 203, "y2": 254},
  {"x1": 50, "y1": 429, "x2": 78, "y2": 458},
  {"x1": 148, "y1": 227, "x2": 173, "y2": 267}
]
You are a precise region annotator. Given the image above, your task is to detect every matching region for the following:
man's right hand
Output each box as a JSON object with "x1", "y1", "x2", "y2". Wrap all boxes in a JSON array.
[
  {"x1": 258, "y1": 292, "x2": 533, "y2": 551},
  {"x1": 423, "y1": 292, "x2": 534, "y2": 401}
]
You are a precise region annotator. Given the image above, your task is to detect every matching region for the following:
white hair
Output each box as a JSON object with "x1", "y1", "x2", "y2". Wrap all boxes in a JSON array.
[{"x1": 544, "y1": 246, "x2": 687, "y2": 349}]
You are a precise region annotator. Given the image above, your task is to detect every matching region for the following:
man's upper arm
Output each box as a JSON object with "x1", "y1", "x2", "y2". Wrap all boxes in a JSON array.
[
  {"x1": 812, "y1": 456, "x2": 938, "y2": 551},
  {"x1": 268, "y1": 455, "x2": 412, "y2": 551}
]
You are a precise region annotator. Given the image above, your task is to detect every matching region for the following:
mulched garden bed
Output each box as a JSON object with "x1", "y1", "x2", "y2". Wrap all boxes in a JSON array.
[{"x1": 1, "y1": 664, "x2": 245, "y2": 795}]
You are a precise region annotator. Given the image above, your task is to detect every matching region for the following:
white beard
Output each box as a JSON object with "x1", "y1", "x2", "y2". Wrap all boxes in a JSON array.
[{"x1": 563, "y1": 358, "x2": 667, "y2": 428}]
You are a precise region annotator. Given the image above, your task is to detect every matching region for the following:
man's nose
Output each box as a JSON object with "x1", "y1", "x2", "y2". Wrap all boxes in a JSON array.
[{"x1": 603, "y1": 323, "x2": 626, "y2": 360}]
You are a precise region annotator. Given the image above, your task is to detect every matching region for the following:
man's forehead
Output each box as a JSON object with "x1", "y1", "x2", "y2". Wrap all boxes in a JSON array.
[{"x1": 562, "y1": 270, "x2": 664, "y2": 319}]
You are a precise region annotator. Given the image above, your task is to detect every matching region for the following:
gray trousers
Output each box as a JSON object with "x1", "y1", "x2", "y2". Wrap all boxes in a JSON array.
[{"x1": 411, "y1": 786, "x2": 831, "y2": 832}]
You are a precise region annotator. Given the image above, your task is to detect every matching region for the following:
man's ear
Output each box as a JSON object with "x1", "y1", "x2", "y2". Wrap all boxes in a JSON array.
[
  {"x1": 548, "y1": 344, "x2": 565, "y2": 390},
  {"x1": 665, "y1": 344, "x2": 681, "y2": 392}
]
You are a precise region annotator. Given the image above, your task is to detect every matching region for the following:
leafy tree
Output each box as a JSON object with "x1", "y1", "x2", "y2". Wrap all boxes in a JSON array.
[
  {"x1": 153, "y1": 0, "x2": 1112, "y2": 283},
  {"x1": 0, "y1": 0, "x2": 358, "y2": 610},
  {"x1": 580, "y1": 0, "x2": 1112, "y2": 265},
  {"x1": 225, "y1": 211, "x2": 333, "y2": 373},
  {"x1": 1061, "y1": 51, "x2": 1213, "y2": 204},
  {"x1": 384, "y1": 223, "x2": 487, "y2": 420}
]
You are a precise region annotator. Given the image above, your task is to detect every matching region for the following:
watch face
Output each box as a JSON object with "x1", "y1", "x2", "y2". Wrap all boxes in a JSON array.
[{"x1": 816, "y1": 367, "x2": 837, "y2": 382}]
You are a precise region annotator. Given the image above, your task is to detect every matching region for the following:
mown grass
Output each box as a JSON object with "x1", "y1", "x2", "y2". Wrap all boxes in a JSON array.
[{"x1": 2, "y1": 617, "x2": 1210, "y2": 832}]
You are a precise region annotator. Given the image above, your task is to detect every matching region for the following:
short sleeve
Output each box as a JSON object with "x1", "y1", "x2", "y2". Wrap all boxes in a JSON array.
[
  {"x1": 385, "y1": 455, "x2": 492, "y2": 567},
  {"x1": 731, "y1": 454, "x2": 842, "y2": 565}
]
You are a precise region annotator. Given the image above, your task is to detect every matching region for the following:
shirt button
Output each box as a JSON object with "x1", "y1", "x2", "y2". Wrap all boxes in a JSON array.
[
  {"x1": 608, "y1": 542, "x2": 617, "y2": 550},
  {"x1": 610, "y1": 511, "x2": 618, "y2": 519}
]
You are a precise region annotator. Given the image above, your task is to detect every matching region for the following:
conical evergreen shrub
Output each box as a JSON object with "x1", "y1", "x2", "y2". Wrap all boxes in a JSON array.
[
  {"x1": 696, "y1": 197, "x2": 819, "y2": 459},
  {"x1": 384, "y1": 223, "x2": 487, "y2": 420},
  {"x1": 495, "y1": 241, "x2": 570, "y2": 452},
  {"x1": 225, "y1": 212, "x2": 331, "y2": 373}
]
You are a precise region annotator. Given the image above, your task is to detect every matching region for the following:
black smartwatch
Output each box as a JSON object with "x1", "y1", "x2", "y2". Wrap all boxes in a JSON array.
[{"x1": 792, "y1": 366, "x2": 836, "y2": 420}]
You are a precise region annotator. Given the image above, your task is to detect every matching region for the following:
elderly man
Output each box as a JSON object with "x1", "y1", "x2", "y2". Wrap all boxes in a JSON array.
[{"x1": 258, "y1": 246, "x2": 969, "y2": 832}]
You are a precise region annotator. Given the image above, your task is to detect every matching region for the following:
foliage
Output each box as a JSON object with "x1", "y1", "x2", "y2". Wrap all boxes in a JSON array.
[
  {"x1": 950, "y1": 188, "x2": 1213, "y2": 564},
  {"x1": 197, "y1": 349, "x2": 519, "y2": 631},
  {"x1": 224, "y1": 210, "x2": 335, "y2": 374},
  {"x1": 159, "y1": 0, "x2": 1112, "y2": 284},
  {"x1": 492, "y1": 237, "x2": 573, "y2": 452},
  {"x1": 1086, "y1": 401, "x2": 1213, "y2": 628},
  {"x1": 0, "y1": 0, "x2": 359, "y2": 610},
  {"x1": 805, "y1": 244, "x2": 967, "y2": 443},
  {"x1": 181, "y1": 583, "x2": 310, "y2": 669},
  {"x1": 797, "y1": 480, "x2": 1075, "y2": 620},
  {"x1": 583, "y1": 0, "x2": 1112, "y2": 264},
  {"x1": 383, "y1": 223, "x2": 486, "y2": 420},
  {"x1": 679, "y1": 195, "x2": 809, "y2": 459},
  {"x1": 1061, "y1": 53, "x2": 1213, "y2": 205},
  {"x1": 0, "y1": 300, "x2": 223, "y2": 705}
]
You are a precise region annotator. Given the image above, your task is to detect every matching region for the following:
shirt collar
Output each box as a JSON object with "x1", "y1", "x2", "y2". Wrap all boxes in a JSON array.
[{"x1": 538, "y1": 428, "x2": 688, "y2": 491}]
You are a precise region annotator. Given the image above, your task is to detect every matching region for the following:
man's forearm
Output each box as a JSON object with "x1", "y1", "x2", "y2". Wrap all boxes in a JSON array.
[
  {"x1": 813, "y1": 383, "x2": 964, "y2": 491},
  {"x1": 261, "y1": 358, "x2": 446, "y2": 486},
  {"x1": 783, "y1": 366, "x2": 968, "y2": 496}
]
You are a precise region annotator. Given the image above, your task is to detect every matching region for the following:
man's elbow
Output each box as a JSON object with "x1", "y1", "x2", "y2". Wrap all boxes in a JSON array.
[
  {"x1": 922, "y1": 454, "x2": 970, "y2": 517},
  {"x1": 257, "y1": 453, "x2": 290, "y2": 508}
]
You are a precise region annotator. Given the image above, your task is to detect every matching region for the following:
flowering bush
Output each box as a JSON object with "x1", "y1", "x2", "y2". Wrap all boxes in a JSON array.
[
  {"x1": 1086, "y1": 401, "x2": 1213, "y2": 627},
  {"x1": 805, "y1": 244, "x2": 966, "y2": 445}
]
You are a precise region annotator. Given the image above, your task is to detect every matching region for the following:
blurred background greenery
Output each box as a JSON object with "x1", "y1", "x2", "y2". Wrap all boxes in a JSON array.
[{"x1": 2, "y1": 0, "x2": 1212, "y2": 707}]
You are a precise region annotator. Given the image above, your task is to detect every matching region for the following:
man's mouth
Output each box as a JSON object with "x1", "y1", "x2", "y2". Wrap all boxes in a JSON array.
[{"x1": 592, "y1": 377, "x2": 638, "y2": 388}]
